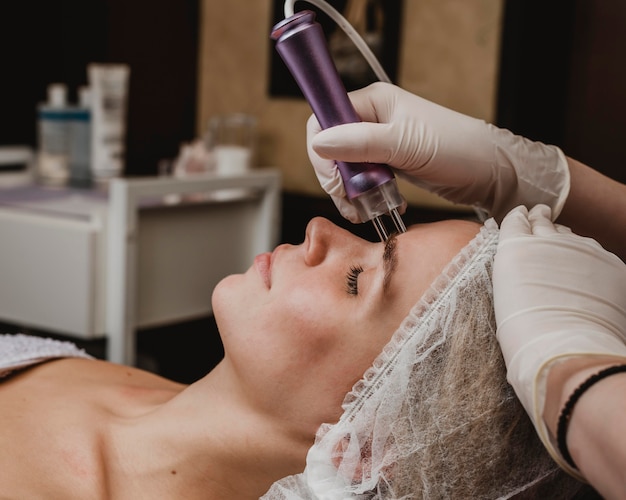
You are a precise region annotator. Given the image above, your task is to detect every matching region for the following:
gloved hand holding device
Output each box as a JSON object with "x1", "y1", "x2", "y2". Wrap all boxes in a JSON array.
[
  {"x1": 493, "y1": 204, "x2": 626, "y2": 482},
  {"x1": 307, "y1": 82, "x2": 570, "y2": 223}
]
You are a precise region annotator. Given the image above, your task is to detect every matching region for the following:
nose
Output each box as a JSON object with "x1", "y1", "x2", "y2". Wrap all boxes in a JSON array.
[{"x1": 304, "y1": 217, "x2": 352, "y2": 266}]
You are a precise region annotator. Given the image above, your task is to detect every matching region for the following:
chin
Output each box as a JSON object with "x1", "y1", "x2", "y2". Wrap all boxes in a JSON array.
[
  {"x1": 211, "y1": 273, "x2": 246, "y2": 339},
  {"x1": 212, "y1": 274, "x2": 235, "y2": 313}
]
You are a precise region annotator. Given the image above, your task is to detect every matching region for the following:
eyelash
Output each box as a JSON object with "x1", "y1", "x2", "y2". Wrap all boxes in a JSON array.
[{"x1": 346, "y1": 265, "x2": 364, "y2": 296}]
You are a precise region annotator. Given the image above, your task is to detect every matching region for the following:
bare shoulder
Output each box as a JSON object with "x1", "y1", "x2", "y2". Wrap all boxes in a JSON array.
[
  {"x1": 0, "y1": 357, "x2": 185, "y2": 498},
  {"x1": 2, "y1": 356, "x2": 184, "y2": 392}
]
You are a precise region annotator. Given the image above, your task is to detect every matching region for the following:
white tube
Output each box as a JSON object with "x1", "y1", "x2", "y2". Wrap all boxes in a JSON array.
[
  {"x1": 88, "y1": 63, "x2": 130, "y2": 182},
  {"x1": 283, "y1": 0, "x2": 391, "y2": 84}
]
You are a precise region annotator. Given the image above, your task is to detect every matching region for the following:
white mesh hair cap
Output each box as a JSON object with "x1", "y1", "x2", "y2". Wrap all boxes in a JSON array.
[{"x1": 263, "y1": 219, "x2": 588, "y2": 499}]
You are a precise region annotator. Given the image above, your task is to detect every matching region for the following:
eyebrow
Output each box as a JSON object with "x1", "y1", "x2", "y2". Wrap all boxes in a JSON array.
[{"x1": 382, "y1": 232, "x2": 399, "y2": 294}]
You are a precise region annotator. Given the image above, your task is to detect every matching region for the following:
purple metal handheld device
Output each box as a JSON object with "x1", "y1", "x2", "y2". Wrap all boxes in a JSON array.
[{"x1": 271, "y1": 10, "x2": 406, "y2": 241}]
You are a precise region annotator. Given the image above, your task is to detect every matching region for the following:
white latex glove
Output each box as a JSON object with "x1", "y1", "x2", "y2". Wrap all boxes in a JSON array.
[
  {"x1": 307, "y1": 82, "x2": 570, "y2": 223},
  {"x1": 493, "y1": 204, "x2": 626, "y2": 478}
]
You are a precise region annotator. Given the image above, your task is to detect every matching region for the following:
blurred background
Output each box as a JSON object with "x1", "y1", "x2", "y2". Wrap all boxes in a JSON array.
[{"x1": 1, "y1": 0, "x2": 625, "y2": 382}]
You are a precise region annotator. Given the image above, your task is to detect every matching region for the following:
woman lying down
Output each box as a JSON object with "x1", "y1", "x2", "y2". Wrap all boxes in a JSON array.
[{"x1": 0, "y1": 217, "x2": 592, "y2": 498}]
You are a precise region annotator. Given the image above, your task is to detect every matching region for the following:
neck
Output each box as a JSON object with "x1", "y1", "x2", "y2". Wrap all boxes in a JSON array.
[{"x1": 103, "y1": 362, "x2": 312, "y2": 499}]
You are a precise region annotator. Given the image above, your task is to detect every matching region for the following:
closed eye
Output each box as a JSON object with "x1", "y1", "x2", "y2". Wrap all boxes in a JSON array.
[{"x1": 345, "y1": 265, "x2": 363, "y2": 296}]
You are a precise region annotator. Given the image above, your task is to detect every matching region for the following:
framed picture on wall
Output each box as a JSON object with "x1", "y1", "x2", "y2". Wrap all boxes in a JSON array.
[{"x1": 268, "y1": 0, "x2": 404, "y2": 98}]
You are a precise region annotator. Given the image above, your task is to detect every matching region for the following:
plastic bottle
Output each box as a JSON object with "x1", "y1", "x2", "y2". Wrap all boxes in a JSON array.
[
  {"x1": 37, "y1": 83, "x2": 70, "y2": 186},
  {"x1": 68, "y1": 86, "x2": 92, "y2": 187}
]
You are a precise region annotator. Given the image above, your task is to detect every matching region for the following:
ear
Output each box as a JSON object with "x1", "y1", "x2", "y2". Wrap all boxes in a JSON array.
[
  {"x1": 331, "y1": 435, "x2": 366, "y2": 481},
  {"x1": 331, "y1": 434, "x2": 396, "y2": 487}
]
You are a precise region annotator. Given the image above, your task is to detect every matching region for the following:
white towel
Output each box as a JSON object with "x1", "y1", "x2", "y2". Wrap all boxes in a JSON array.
[{"x1": 0, "y1": 333, "x2": 93, "y2": 378}]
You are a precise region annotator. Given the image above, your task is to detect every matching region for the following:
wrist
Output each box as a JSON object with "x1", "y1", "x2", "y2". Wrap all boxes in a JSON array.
[
  {"x1": 543, "y1": 356, "x2": 625, "y2": 438},
  {"x1": 533, "y1": 356, "x2": 626, "y2": 482},
  {"x1": 489, "y1": 130, "x2": 570, "y2": 221}
]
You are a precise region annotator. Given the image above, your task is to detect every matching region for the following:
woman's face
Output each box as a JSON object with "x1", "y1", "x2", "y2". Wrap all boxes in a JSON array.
[{"x1": 212, "y1": 217, "x2": 480, "y2": 432}]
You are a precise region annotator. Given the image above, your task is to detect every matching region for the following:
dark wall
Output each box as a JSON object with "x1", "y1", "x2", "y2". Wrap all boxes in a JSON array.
[
  {"x1": 0, "y1": 0, "x2": 199, "y2": 177},
  {"x1": 496, "y1": 1, "x2": 575, "y2": 147},
  {"x1": 561, "y1": 1, "x2": 626, "y2": 181},
  {"x1": 497, "y1": 0, "x2": 626, "y2": 184},
  {"x1": 268, "y1": 0, "x2": 403, "y2": 97}
]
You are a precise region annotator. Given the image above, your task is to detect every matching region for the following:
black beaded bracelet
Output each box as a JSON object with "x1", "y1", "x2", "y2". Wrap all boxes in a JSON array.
[{"x1": 556, "y1": 364, "x2": 626, "y2": 469}]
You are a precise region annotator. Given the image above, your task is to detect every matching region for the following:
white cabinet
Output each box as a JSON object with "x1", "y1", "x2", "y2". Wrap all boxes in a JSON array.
[{"x1": 0, "y1": 170, "x2": 281, "y2": 365}]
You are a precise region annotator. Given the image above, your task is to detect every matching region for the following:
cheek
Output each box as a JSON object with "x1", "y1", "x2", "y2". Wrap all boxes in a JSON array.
[
  {"x1": 274, "y1": 287, "x2": 342, "y2": 352},
  {"x1": 213, "y1": 276, "x2": 342, "y2": 361},
  {"x1": 280, "y1": 289, "x2": 387, "y2": 376}
]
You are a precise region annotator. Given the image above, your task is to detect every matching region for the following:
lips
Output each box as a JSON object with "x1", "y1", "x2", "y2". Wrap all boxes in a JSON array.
[{"x1": 254, "y1": 252, "x2": 272, "y2": 288}]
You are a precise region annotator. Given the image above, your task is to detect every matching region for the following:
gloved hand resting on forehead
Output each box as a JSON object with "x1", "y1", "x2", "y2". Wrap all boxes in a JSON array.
[{"x1": 307, "y1": 81, "x2": 570, "y2": 223}]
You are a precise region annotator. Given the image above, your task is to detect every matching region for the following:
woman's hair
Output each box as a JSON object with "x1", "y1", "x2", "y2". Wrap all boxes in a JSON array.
[{"x1": 264, "y1": 219, "x2": 587, "y2": 499}]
